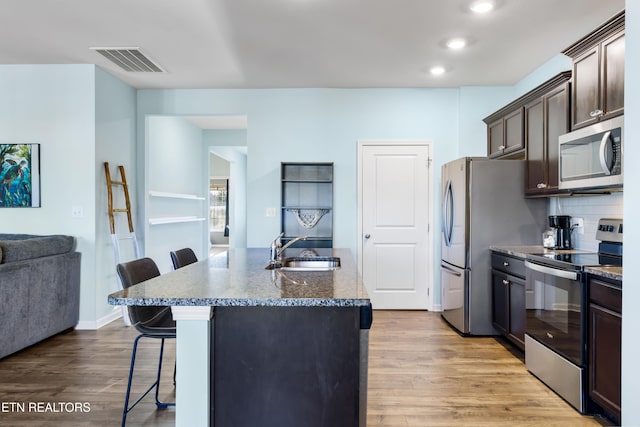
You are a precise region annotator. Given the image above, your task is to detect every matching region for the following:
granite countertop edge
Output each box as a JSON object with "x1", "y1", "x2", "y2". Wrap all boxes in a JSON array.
[
  {"x1": 490, "y1": 245, "x2": 595, "y2": 259},
  {"x1": 584, "y1": 266, "x2": 623, "y2": 282},
  {"x1": 108, "y1": 296, "x2": 371, "y2": 307},
  {"x1": 489, "y1": 245, "x2": 547, "y2": 259}
]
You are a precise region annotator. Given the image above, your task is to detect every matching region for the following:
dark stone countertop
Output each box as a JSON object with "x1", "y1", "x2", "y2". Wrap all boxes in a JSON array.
[
  {"x1": 489, "y1": 245, "x2": 548, "y2": 259},
  {"x1": 108, "y1": 248, "x2": 370, "y2": 307},
  {"x1": 585, "y1": 266, "x2": 623, "y2": 282},
  {"x1": 490, "y1": 245, "x2": 594, "y2": 259},
  {"x1": 491, "y1": 245, "x2": 622, "y2": 282}
]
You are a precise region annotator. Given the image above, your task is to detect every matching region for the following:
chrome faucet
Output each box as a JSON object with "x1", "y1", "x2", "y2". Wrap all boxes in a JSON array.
[{"x1": 269, "y1": 233, "x2": 307, "y2": 264}]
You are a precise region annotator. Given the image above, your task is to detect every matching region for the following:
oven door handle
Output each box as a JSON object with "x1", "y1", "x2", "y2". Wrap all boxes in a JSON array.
[{"x1": 524, "y1": 260, "x2": 578, "y2": 281}]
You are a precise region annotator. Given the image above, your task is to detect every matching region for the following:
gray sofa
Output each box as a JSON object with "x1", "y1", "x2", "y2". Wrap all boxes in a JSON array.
[{"x1": 0, "y1": 234, "x2": 81, "y2": 359}]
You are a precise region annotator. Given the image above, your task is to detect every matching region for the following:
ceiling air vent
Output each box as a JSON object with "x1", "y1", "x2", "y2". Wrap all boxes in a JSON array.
[{"x1": 90, "y1": 47, "x2": 165, "y2": 72}]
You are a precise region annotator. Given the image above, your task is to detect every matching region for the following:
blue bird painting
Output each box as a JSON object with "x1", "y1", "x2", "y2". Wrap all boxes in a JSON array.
[{"x1": 0, "y1": 144, "x2": 39, "y2": 207}]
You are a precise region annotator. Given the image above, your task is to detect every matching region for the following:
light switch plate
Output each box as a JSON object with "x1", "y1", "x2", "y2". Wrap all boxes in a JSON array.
[
  {"x1": 265, "y1": 207, "x2": 277, "y2": 217},
  {"x1": 71, "y1": 206, "x2": 83, "y2": 218}
]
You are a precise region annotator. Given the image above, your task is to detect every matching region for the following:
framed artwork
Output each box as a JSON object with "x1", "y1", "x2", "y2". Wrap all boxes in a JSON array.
[{"x1": 0, "y1": 143, "x2": 40, "y2": 207}]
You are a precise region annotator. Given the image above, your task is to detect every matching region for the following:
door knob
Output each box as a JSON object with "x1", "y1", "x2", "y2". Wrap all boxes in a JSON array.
[{"x1": 364, "y1": 234, "x2": 371, "y2": 239}]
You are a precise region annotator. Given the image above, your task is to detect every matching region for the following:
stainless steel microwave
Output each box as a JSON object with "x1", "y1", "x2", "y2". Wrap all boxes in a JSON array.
[{"x1": 558, "y1": 116, "x2": 623, "y2": 191}]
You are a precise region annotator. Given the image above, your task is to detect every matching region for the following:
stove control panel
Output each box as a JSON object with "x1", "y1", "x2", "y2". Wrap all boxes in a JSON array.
[{"x1": 596, "y1": 218, "x2": 623, "y2": 243}]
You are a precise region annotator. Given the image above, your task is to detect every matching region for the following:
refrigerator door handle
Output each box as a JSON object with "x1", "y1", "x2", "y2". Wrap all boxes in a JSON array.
[
  {"x1": 441, "y1": 181, "x2": 448, "y2": 242},
  {"x1": 441, "y1": 263, "x2": 462, "y2": 277},
  {"x1": 441, "y1": 180, "x2": 454, "y2": 247}
]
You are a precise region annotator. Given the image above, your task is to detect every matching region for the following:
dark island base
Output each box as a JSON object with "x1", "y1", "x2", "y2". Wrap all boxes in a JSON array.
[{"x1": 211, "y1": 306, "x2": 371, "y2": 427}]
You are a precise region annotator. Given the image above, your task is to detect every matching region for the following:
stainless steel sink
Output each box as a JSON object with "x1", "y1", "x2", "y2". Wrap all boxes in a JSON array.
[{"x1": 269, "y1": 257, "x2": 341, "y2": 271}]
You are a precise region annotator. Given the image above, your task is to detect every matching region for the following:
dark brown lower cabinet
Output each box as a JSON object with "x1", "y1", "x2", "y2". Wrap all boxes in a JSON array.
[
  {"x1": 211, "y1": 306, "x2": 370, "y2": 427},
  {"x1": 588, "y1": 277, "x2": 621, "y2": 424},
  {"x1": 491, "y1": 252, "x2": 525, "y2": 350}
]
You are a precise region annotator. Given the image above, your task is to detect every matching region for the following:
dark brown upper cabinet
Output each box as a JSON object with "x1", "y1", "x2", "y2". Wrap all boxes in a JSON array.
[
  {"x1": 524, "y1": 73, "x2": 571, "y2": 197},
  {"x1": 563, "y1": 11, "x2": 624, "y2": 130},
  {"x1": 487, "y1": 108, "x2": 524, "y2": 159},
  {"x1": 484, "y1": 72, "x2": 571, "y2": 187}
]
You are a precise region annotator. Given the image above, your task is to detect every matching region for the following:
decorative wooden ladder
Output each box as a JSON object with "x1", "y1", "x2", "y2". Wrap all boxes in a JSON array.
[{"x1": 104, "y1": 162, "x2": 140, "y2": 325}]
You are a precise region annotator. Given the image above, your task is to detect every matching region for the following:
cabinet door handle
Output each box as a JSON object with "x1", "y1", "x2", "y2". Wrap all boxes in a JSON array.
[
  {"x1": 537, "y1": 183, "x2": 547, "y2": 189},
  {"x1": 590, "y1": 109, "x2": 604, "y2": 118},
  {"x1": 502, "y1": 279, "x2": 510, "y2": 285},
  {"x1": 364, "y1": 234, "x2": 371, "y2": 239}
]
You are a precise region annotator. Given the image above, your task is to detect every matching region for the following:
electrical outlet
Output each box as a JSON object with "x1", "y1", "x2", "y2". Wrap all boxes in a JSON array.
[{"x1": 572, "y1": 217, "x2": 584, "y2": 234}]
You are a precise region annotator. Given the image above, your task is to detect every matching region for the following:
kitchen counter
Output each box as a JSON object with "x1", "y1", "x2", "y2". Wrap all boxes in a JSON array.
[
  {"x1": 108, "y1": 248, "x2": 369, "y2": 307},
  {"x1": 585, "y1": 265, "x2": 623, "y2": 282},
  {"x1": 490, "y1": 245, "x2": 548, "y2": 258},
  {"x1": 490, "y1": 245, "x2": 594, "y2": 259},
  {"x1": 108, "y1": 248, "x2": 370, "y2": 427},
  {"x1": 491, "y1": 245, "x2": 622, "y2": 282}
]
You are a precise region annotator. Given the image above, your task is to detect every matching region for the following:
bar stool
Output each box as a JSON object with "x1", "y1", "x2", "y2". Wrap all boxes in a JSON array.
[
  {"x1": 116, "y1": 257, "x2": 176, "y2": 426},
  {"x1": 170, "y1": 247, "x2": 198, "y2": 269}
]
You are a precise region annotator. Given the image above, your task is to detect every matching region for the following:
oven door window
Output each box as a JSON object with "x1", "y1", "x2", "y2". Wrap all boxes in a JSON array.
[{"x1": 526, "y1": 266, "x2": 583, "y2": 366}]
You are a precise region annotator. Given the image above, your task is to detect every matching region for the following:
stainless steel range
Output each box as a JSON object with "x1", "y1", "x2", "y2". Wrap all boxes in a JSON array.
[{"x1": 523, "y1": 218, "x2": 622, "y2": 413}]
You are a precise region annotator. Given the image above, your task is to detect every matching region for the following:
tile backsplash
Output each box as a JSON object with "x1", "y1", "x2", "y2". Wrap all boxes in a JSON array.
[{"x1": 549, "y1": 193, "x2": 623, "y2": 251}]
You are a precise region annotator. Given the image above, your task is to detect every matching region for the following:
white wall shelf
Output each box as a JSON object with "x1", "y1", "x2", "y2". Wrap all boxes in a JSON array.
[
  {"x1": 149, "y1": 190, "x2": 205, "y2": 200},
  {"x1": 149, "y1": 216, "x2": 206, "y2": 225}
]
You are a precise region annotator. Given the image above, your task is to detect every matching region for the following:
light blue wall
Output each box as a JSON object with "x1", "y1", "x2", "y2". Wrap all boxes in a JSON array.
[
  {"x1": 458, "y1": 86, "x2": 516, "y2": 156},
  {"x1": 622, "y1": 1, "x2": 639, "y2": 424},
  {"x1": 205, "y1": 129, "x2": 247, "y2": 148},
  {"x1": 95, "y1": 67, "x2": 137, "y2": 324},
  {"x1": 145, "y1": 116, "x2": 207, "y2": 272},
  {"x1": 513, "y1": 53, "x2": 573, "y2": 97},
  {"x1": 0, "y1": 64, "x2": 97, "y2": 322}
]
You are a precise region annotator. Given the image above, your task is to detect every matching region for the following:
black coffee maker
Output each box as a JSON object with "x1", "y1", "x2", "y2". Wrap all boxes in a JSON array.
[{"x1": 548, "y1": 215, "x2": 572, "y2": 249}]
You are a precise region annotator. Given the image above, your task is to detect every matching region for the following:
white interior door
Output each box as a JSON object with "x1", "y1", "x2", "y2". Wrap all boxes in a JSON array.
[{"x1": 359, "y1": 142, "x2": 431, "y2": 309}]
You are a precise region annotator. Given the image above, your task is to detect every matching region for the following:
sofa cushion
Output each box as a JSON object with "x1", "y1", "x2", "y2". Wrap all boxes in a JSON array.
[{"x1": 0, "y1": 234, "x2": 74, "y2": 264}]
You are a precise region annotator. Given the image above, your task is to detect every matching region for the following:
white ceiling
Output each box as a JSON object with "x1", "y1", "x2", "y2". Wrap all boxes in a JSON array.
[{"x1": 0, "y1": 0, "x2": 625, "y2": 89}]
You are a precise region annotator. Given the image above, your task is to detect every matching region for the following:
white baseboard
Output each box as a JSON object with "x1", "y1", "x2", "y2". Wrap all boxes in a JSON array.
[
  {"x1": 431, "y1": 303, "x2": 443, "y2": 312},
  {"x1": 75, "y1": 307, "x2": 123, "y2": 330}
]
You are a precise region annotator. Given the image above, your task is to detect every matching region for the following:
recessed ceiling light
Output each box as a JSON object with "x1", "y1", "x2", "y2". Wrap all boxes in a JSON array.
[
  {"x1": 430, "y1": 66, "x2": 446, "y2": 75},
  {"x1": 469, "y1": 1, "x2": 494, "y2": 13},
  {"x1": 446, "y1": 38, "x2": 467, "y2": 50}
]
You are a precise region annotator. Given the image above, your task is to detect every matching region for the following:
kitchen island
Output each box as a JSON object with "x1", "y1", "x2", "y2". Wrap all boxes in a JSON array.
[{"x1": 108, "y1": 248, "x2": 371, "y2": 427}]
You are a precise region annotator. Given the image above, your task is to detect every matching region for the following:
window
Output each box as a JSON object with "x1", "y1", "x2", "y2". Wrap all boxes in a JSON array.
[{"x1": 210, "y1": 179, "x2": 228, "y2": 234}]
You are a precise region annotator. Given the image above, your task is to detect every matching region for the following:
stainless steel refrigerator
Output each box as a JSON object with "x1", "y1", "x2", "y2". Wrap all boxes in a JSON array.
[{"x1": 440, "y1": 157, "x2": 546, "y2": 335}]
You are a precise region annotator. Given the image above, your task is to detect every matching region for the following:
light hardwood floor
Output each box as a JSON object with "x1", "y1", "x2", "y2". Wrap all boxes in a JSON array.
[{"x1": 0, "y1": 310, "x2": 609, "y2": 426}]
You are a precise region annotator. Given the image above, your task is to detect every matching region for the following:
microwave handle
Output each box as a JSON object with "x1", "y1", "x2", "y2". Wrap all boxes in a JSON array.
[{"x1": 599, "y1": 131, "x2": 613, "y2": 176}]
